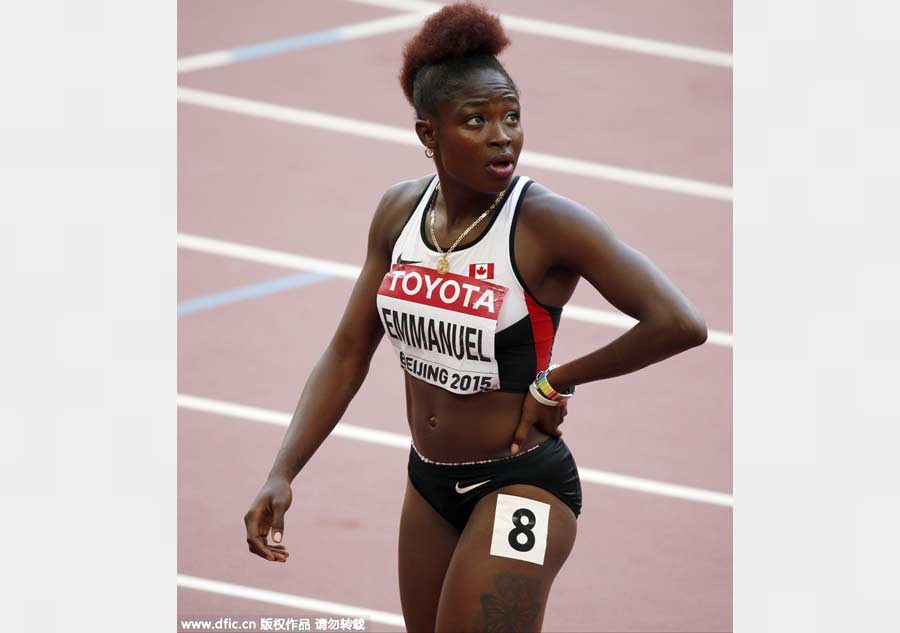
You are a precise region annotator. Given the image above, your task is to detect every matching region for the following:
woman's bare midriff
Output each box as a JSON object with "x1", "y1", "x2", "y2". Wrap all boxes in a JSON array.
[{"x1": 404, "y1": 373, "x2": 550, "y2": 462}]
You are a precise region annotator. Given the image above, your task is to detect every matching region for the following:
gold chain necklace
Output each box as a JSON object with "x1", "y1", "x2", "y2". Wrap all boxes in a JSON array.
[{"x1": 428, "y1": 184, "x2": 506, "y2": 274}]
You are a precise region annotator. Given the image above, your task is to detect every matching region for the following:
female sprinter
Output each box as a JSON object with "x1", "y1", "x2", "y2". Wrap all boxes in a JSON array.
[{"x1": 244, "y1": 3, "x2": 707, "y2": 631}]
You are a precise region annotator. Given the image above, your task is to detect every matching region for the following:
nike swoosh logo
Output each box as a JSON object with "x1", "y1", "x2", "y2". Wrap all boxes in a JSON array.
[
  {"x1": 397, "y1": 253, "x2": 421, "y2": 265},
  {"x1": 454, "y1": 479, "x2": 491, "y2": 494}
]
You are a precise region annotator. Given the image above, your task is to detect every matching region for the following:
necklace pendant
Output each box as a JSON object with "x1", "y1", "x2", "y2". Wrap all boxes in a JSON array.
[{"x1": 436, "y1": 256, "x2": 449, "y2": 275}]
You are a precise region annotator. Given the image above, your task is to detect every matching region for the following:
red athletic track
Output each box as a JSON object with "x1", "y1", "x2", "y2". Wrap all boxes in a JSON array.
[{"x1": 178, "y1": 2, "x2": 732, "y2": 631}]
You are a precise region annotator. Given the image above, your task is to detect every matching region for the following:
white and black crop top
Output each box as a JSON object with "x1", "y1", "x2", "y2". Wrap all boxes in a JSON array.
[{"x1": 375, "y1": 174, "x2": 562, "y2": 395}]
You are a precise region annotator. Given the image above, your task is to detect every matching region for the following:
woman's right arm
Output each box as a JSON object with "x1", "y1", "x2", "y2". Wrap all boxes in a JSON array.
[{"x1": 244, "y1": 181, "x2": 412, "y2": 562}]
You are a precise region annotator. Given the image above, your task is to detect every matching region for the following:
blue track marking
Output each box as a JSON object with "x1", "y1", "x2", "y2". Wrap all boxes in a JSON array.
[
  {"x1": 229, "y1": 29, "x2": 343, "y2": 64},
  {"x1": 177, "y1": 14, "x2": 428, "y2": 74},
  {"x1": 178, "y1": 272, "x2": 331, "y2": 317}
]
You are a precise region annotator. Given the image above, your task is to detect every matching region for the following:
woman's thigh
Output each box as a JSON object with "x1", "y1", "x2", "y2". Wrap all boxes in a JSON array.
[
  {"x1": 398, "y1": 478, "x2": 461, "y2": 633},
  {"x1": 434, "y1": 484, "x2": 577, "y2": 633}
]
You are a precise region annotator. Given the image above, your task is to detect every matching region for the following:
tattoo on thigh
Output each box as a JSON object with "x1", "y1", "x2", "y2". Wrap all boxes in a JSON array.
[{"x1": 477, "y1": 572, "x2": 542, "y2": 632}]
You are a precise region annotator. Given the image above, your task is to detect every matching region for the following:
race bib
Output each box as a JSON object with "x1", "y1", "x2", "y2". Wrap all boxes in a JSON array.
[
  {"x1": 377, "y1": 264, "x2": 508, "y2": 394},
  {"x1": 489, "y1": 494, "x2": 551, "y2": 566}
]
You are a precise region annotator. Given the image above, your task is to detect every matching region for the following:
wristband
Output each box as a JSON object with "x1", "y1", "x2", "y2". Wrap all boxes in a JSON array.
[
  {"x1": 529, "y1": 364, "x2": 574, "y2": 407},
  {"x1": 529, "y1": 381, "x2": 564, "y2": 407},
  {"x1": 535, "y1": 364, "x2": 575, "y2": 400}
]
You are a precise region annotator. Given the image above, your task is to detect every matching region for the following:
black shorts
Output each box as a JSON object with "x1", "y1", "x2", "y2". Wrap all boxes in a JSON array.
[{"x1": 407, "y1": 436, "x2": 582, "y2": 533}]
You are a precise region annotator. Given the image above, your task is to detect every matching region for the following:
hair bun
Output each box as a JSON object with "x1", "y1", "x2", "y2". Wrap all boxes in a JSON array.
[{"x1": 400, "y1": 2, "x2": 511, "y2": 106}]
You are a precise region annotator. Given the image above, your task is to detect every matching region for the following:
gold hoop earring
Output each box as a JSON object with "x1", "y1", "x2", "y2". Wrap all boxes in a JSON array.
[{"x1": 425, "y1": 147, "x2": 434, "y2": 158}]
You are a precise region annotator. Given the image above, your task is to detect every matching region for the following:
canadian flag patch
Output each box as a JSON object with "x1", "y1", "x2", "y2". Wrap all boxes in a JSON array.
[{"x1": 469, "y1": 263, "x2": 495, "y2": 280}]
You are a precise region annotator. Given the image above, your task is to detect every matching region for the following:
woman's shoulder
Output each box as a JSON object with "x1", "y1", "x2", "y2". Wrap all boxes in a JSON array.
[
  {"x1": 369, "y1": 174, "x2": 435, "y2": 252},
  {"x1": 516, "y1": 179, "x2": 618, "y2": 274},
  {"x1": 373, "y1": 175, "x2": 433, "y2": 224},
  {"x1": 518, "y1": 180, "x2": 603, "y2": 232}
]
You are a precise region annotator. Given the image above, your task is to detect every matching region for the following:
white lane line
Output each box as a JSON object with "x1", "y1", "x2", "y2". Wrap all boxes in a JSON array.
[
  {"x1": 349, "y1": 0, "x2": 733, "y2": 68},
  {"x1": 179, "y1": 233, "x2": 361, "y2": 280},
  {"x1": 519, "y1": 151, "x2": 732, "y2": 201},
  {"x1": 563, "y1": 304, "x2": 733, "y2": 347},
  {"x1": 177, "y1": 232, "x2": 733, "y2": 347},
  {"x1": 179, "y1": 393, "x2": 411, "y2": 450},
  {"x1": 178, "y1": 393, "x2": 734, "y2": 508},
  {"x1": 177, "y1": 13, "x2": 427, "y2": 74},
  {"x1": 177, "y1": 87, "x2": 733, "y2": 202},
  {"x1": 177, "y1": 51, "x2": 234, "y2": 75},
  {"x1": 178, "y1": 574, "x2": 406, "y2": 628}
]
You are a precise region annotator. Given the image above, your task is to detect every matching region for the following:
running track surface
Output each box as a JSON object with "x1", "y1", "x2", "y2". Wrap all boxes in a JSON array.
[{"x1": 177, "y1": 2, "x2": 732, "y2": 631}]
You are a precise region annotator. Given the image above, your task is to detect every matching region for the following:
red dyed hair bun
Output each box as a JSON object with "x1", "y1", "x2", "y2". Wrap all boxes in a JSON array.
[{"x1": 400, "y1": 2, "x2": 511, "y2": 107}]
